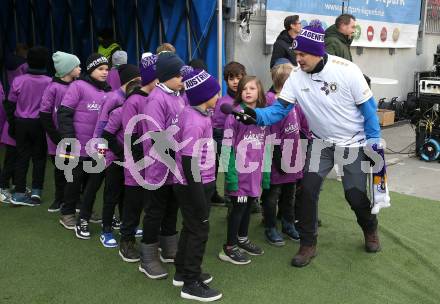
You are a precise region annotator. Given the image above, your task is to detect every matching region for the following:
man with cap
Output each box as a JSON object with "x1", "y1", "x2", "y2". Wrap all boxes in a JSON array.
[
  {"x1": 118, "y1": 52, "x2": 158, "y2": 262},
  {"x1": 172, "y1": 67, "x2": 222, "y2": 301},
  {"x1": 40, "y1": 51, "x2": 81, "y2": 213},
  {"x1": 107, "y1": 50, "x2": 128, "y2": 90},
  {"x1": 229, "y1": 20, "x2": 390, "y2": 267},
  {"x1": 138, "y1": 51, "x2": 186, "y2": 280},
  {"x1": 270, "y1": 15, "x2": 302, "y2": 68},
  {"x1": 4, "y1": 46, "x2": 52, "y2": 206}
]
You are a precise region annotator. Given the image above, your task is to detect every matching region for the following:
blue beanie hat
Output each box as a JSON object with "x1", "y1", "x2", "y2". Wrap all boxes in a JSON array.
[
  {"x1": 182, "y1": 66, "x2": 220, "y2": 106},
  {"x1": 293, "y1": 20, "x2": 326, "y2": 57},
  {"x1": 156, "y1": 52, "x2": 185, "y2": 83},
  {"x1": 139, "y1": 52, "x2": 157, "y2": 85}
]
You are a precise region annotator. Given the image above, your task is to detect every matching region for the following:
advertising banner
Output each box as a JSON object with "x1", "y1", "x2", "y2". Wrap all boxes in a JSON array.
[{"x1": 266, "y1": 0, "x2": 422, "y2": 48}]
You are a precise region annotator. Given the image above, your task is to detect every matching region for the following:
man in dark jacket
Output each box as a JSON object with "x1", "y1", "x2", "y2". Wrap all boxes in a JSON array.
[
  {"x1": 325, "y1": 14, "x2": 356, "y2": 61},
  {"x1": 270, "y1": 15, "x2": 301, "y2": 68}
]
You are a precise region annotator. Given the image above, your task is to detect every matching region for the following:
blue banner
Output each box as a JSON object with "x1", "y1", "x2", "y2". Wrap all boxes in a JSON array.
[{"x1": 267, "y1": 0, "x2": 421, "y2": 25}]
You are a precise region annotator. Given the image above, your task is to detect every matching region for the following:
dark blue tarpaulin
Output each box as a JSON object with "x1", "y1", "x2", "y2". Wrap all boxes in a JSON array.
[{"x1": 0, "y1": 0, "x2": 221, "y2": 89}]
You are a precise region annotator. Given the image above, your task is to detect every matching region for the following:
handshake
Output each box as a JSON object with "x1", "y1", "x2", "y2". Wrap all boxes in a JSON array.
[{"x1": 220, "y1": 104, "x2": 257, "y2": 125}]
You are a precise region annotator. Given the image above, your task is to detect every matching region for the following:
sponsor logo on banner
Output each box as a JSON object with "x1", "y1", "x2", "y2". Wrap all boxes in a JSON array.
[
  {"x1": 380, "y1": 27, "x2": 388, "y2": 42},
  {"x1": 367, "y1": 26, "x2": 374, "y2": 41}
]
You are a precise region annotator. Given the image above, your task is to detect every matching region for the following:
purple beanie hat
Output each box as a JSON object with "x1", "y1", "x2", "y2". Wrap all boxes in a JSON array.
[
  {"x1": 293, "y1": 20, "x2": 326, "y2": 57},
  {"x1": 182, "y1": 67, "x2": 220, "y2": 106},
  {"x1": 139, "y1": 53, "x2": 157, "y2": 86}
]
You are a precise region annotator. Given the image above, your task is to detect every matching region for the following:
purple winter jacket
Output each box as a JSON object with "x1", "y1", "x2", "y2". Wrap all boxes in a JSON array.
[
  {"x1": 121, "y1": 90, "x2": 149, "y2": 186},
  {"x1": 40, "y1": 79, "x2": 70, "y2": 155},
  {"x1": 140, "y1": 86, "x2": 186, "y2": 187},
  {"x1": 0, "y1": 84, "x2": 5, "y2": 145},
  {"x1": 224, "y1": 105, "x2": 269, "y2": 198},
  {"x1": 107, "y1": 68, "x2": 121, "y2": 91},
  {"x1": 7, "y1": 63, "x2": 28, "y2": 87},
  {"x1": 269, "y1": 105, "x2": 309, "y2": 184},
  {"x1": 212, "y1": 93, "x2": 234, "y2": 129},
  {"x1": 59, "y1": 80, "x2": 111, "y2": 157},
  {"x1": 93, "y1": 88, "x2": 125, "y2": 138},
  {"x1": 103, "y1": 106, "x2": 124, "y2": 167},
  {"x1": 8, "y1": 74, "x2": 51, "y2": 119}
]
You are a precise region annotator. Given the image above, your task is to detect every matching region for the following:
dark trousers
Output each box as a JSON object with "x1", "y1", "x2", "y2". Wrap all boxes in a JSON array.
[
  {"x1": 226, "y1": 196, "x2": 257, "y2": 246},
  {"x1": 49, "y1": 156, "x2": 66, "y2": 204},
  {"x1": 297, "y1": 140, "x2": 378, "y2": 246},
  {"x1": 142, "y1": 185, "x2": 179, "y2": 244},
  {"x1": 213, "y1": 128, "x2": 224, "y2": 198},
  {"x1": 79, "y1": 170, "x2": 105, "y2": 222},
  {"x1": 261, "y1": 182, "x2": 296, "y2": 228},
  {"x1": 174, "y1": 182, "x2": 215, "y2": 284},
  {"x1": 14, "y1": 119, "x2": 47, "y2": 193},
  {"x1": 102, "y1": 163, "x2": 124, "y2": 232},
  {"x1": 0, "y1": 145, "x2": 17, "y2": 189},
  {"x1": 62, "y1": 161, "x2": 87, "y2": 216},
  {"x1": 120, "y1": 185, "x2": 146, "y2": 242}
]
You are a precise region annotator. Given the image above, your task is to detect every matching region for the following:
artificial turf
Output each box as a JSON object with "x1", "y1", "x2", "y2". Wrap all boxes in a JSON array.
[{"x1": 1, "y1": 161, "x2": 440, "y2": 304}]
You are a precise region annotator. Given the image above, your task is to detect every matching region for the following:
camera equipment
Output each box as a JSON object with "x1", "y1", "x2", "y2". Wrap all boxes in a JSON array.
[{"x1": 412, "y1": 45, "x2": 440, "y2": 161}]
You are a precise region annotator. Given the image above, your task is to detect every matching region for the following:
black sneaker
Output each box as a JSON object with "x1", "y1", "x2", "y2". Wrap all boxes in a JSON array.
[
  {"x1": 112, "y1": 216, "x2": 121, "y2": 230},
  {"x1": 173, "y1": 272, "x2": 213, "y2": 287},
  {"x1": 48, "y1": 200, "x2": 62, "y2": 213},
  {"x1": 238, "y1": 239, "x2": 264, "y2": 256},
  {"x1": 181, "y1": 281, "x2": 222, "y2": 302},
  {"x1": 218, "y1": 245, "x2": 251, "y2": 265},
  {"x1": 119, "y1": 240, "x2": 140, "y2": 262},
  {"x1": 75, "y1": 219, "x2": 91, "y2": 240}
]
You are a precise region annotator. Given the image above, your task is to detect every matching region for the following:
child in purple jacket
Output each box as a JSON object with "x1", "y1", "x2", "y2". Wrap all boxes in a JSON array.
[
  {"x1": 118, "y1": 53, "x2": 158, "y2": 262},
  {"x1": 40, "y1": 51, "x2": 81, "y2": 213},
  {"x1": 172, "y1": 68, "x2": 222, "y2": 301},
  {"x1": 97, "y1": 78, "x2": 141, "y2": 248},
  {"x1": 138, "y1": 52, "x2": 185, "y2": 280},
  {"x1": 262, "y1": 62, "x2": 310, "y2": 246},
  {"x1": 72, "y1": 63, "x2": 140, "y2": 241},
  {"x1": 211, "y1": 62, "x2": 246, "y2": 206},
  {"x1": 4, "y1": 46, "x2": 52, "y2": 206},
  {"x1": 57, "y1": 53, "x2": 112, "y2": 232},
  {"x1": 219, "y1": 76, "x2": 268, "y2": 265}
]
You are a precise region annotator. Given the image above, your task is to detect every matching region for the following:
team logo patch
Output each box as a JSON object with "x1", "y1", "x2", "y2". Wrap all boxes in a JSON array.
[
  {"x1": 329, "y1": 82, "x2": 338, "y2": 93},
  {"x1": 320, "y1": 82, "x2": 330, "y2": 95},
  {"x1": 292, "y1": 40, "x2": 298, "y2": 49}
]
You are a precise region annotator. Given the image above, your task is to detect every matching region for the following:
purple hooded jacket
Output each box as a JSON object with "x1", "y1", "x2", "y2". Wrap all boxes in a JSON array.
[
  {"x1": 103, "y1": 106, "x2": 124, "y2": 167},
  {"x1": 60, "y1": 80, "x2": 111, "y2": 157},
  {"x1": 212, "y1": 93, "x2": 234, "y2": 129},
  {"x1": 40, "y1": 79, "x2": 70, "y2": 155},
  {"x1": 269, "y1": 105, "x2": 309, "y2": 184},
  {"x1": 94, "y1": 88, "x2": 125, "y2": 138},
  {"x1": 224, "y1": 104, "x2": 269, "y2": 197},
  {"x1": 121, "y1": 90, "x2": 149, "y2": 186},
  {"x1": 107, "y1": 68, "x2": 121, "y2": 91},
  {"x1": 0, "y1": 84, "x2": 6, "y2": 145},
  {"x1": 7, "y1": 63, "x2": 28, "y2": 87},
  {"x1": 8, "y1": 74, "x2": 51, "y2": 119},
  {"x1": 141, "y1": 85, "x2": 186, "y2": 187}
]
